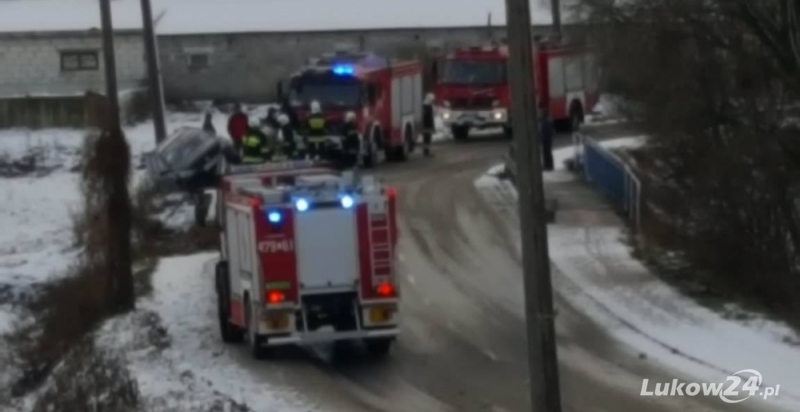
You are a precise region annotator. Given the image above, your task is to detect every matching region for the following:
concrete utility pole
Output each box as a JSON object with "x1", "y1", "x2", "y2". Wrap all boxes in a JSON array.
[
  {"x1": 551, "y1": 0, "x2": 563, "y2": 39},
  {"x1": 99, "y1": 0, "x2": 120, "y2": 129},
  {"x1": 139, "y1": 0, "x2": 168, "y2": 144},
  {"x1": 504, "y1": 0, "x2": 563, "y2": 410}
]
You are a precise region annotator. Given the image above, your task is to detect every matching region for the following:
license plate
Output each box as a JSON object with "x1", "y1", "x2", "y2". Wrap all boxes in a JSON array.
[
  {"x1": 266, "y1": 313, "x2": 289, "y2": 329},
  {"x1": 369, "y1": 308, "x2": 392, "y2": 323}
]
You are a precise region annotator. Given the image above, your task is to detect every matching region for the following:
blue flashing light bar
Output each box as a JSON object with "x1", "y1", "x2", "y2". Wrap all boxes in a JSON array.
[
  {"x1": 267, "y1": 210, "x2": 282, "y2": 224},
  {"x1": 340, "y1": 195, "x2": 354, "y2": 209},
  {"x1": 295, "y1": 198, "x2": 310, "y2": 212},
  {"x1": 332, "y1": 64, "x2": 354, "y2": 76}
]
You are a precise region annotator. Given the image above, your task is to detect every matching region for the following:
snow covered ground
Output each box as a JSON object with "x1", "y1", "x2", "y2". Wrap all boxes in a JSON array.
[
  {"x1": 0, "y1": 109, "x2": 244, "y2": 408},
  {"x1": 474, "y1": 139, "x2": 800, "y2": 411},
  {"x1": 95, "y1": 253, "x2": 321, "y2": 411}
]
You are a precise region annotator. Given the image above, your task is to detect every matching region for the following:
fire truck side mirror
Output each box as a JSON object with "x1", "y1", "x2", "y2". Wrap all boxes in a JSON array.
[{"x1": 201, "y1": 188, "x2": 219, "y2": 226}]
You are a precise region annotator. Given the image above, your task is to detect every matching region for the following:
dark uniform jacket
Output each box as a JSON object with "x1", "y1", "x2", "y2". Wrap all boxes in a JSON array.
[{"x1": 422, "y1": 104, "x2": 435, "y2": 131}]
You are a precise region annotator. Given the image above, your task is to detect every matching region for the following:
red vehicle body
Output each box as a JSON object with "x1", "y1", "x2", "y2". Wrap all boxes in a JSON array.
[
  {"x1": 434, "y1": 40, "x2": 600, "y2": 140},
  {"x1": 284, "y1": 51, "x2": 424, "y2": 164},
  {"x1": 210, "y1": 160, "x2": 400, "y2": 358}
]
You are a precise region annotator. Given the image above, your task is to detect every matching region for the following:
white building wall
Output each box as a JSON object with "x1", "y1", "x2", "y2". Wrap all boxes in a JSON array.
[{"x1": 0, "y1": 33, "x2": 147, "y2": 97}]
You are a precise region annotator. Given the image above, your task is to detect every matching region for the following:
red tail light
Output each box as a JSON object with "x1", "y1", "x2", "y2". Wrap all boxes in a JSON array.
[
  {"x1": 376, "y1": 282, "x2": 395, "y2": 297},
  {"x1": 267, "y1": 290, "x2": 285, "y2": 304}
]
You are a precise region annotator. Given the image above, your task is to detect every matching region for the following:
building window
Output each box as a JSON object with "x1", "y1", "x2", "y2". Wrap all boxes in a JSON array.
[
  {"x1": 60, "y1": 50, "x2": 99, "y2": 72},
  {"x1": 187, "y1": 53, "x2": 210, "y2": 70}
]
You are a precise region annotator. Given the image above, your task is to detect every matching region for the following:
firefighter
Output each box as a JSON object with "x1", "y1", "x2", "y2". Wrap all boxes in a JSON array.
[
  {"x1": 339, "y1": 111, "x2": 361, "y2": 169},
  {"x1": 277, "y1": 113, "x2": 302, "y2": 159},
  {"x1": 262, "y1": 107, "x2": 280, "y2": 131},
  {"x1": 227, "y1": 103, "x2": 249, "y2": 151},
  {"x1": 305, "y1": 100, "x2": 327, "y2": 159},
  {"x1": 422, "y1": 93, "x2": 435, "y2": 157},
  {"x1": 539, "y1": 104, "x2": 555, "y2": 171},
  {"x1": 240, "y1": 120, "x2": 273, "y2": 164}
]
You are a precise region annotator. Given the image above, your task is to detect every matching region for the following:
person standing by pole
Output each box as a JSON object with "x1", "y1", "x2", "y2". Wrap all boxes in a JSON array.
[
  {"x1": 422, "y1": 93, "x2": 435, "y2": 157},
  {"x1": 505, "y1": 0, "x2": 563, "y2": 409},
  {"x1": 539, "y1": 104, "x2": 555, "y2": 171}
]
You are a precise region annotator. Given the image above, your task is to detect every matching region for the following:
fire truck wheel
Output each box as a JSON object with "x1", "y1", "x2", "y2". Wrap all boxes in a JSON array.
[
  {"x1": 364, "y1": 337, "x2": 393, "y2": 356},
  {"x1": 245, "y1": 297, "x2": 273, "y2": 360},
  {"x1": 216, "y1": 262, "x2": 244, "y2": 343}
]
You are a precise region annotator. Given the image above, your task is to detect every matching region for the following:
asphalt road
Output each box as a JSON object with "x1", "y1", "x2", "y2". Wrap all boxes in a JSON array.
[{"x1": 225, "y1": 125, "x2": 784, "y2": 412}]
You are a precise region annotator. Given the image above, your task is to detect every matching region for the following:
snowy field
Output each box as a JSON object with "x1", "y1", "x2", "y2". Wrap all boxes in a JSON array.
[{"x1": 475, "y1": 140, "x2": 800, "y2": 411}]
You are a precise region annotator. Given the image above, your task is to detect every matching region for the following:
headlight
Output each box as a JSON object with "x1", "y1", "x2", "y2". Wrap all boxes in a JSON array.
[
  {"x1": 493, "y1": 111, "x2": 504, "y2": 120},
  {"x1": 442, "y1": 111, "x2": 451, "y2": 120}
]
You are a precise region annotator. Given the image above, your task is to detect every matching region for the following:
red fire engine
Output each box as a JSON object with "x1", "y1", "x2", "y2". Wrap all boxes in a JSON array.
[
  {"x1": 211, "y1": 160, "x2": 400, "y2": 358},
  {"x1": 280, "y1": 51, "x2": 424, "y2": 166},
  {"x1": 433, "y1": 39, "x2": 599, "y2": 140}
]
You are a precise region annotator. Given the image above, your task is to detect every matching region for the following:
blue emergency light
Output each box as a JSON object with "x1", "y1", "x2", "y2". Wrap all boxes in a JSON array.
[
  {"x1": 340, "y1": 194, "x2": 355, "y2": 209},
  {"x1": 267, "y1": 211, "x2": 282, "y2": 224},
  {"x1": 295, "y1": 198, "x2": 310, "y2": 212},
  {"x1": 332, "y1": 64, "x2": 354, "y2": 76}
]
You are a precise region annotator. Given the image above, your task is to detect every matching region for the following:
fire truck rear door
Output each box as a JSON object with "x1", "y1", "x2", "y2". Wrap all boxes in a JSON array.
[{"x1": 294, "y1": 208, "x2": 359, "y2": 293}]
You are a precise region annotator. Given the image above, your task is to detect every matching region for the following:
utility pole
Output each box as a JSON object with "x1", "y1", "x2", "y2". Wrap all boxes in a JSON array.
[
  {"x1": 99, "y1": 0, "x2": 120, "y2": 129},
  {"x1": 504, "y1": 0, "x2": 563, "y2": 410},
  {"x1": 551, "y1": 0, "x2": 563, "y2": 39},
  {"x1": 139, "y1": 0, "x2": 168, "y2": 144},
  {"x1": 99, "y1": 0, "x2": 135, "y2": 313}
]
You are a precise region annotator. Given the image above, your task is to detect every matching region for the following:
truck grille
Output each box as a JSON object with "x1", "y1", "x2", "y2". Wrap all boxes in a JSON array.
[{"x1": 450, "y1": 96, "x2": 495, "y2": 110}]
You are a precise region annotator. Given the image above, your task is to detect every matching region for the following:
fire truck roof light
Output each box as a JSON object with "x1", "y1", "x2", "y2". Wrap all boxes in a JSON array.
[
  {"x1": 332, "y1": 64, "x2": 354, "y2": 75},
  {"x1": 267, "y1": 210, "x2": 282, "y2": 223},
  {"x1": 295, "y1": 198, "x2": 310, "y2": 212},
  {"x1": 340, "y1": 194, "x2": 354, "y2": 209}
]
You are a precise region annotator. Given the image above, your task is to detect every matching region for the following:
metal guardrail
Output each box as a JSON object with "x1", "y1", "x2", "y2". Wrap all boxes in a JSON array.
[{"x1": 573, "y1": 133, "x2": 641, "y2": 230}]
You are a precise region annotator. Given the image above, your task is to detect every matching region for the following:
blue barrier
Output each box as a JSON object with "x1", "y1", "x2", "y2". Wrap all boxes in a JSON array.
[{"x1": 575, "y1": 134, "x2": 641, "y2": 229}]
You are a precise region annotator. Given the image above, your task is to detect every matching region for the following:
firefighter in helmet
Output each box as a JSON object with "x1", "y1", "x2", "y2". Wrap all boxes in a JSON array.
[
  {"x1": 339, "y1": 111, "x2": 361, "y2": 169},
  {"x1": 240, "y1": 119, "x2": 273, "y2": 163},
  {"x1": 305, "y1": 100, "x2": 327, "y2": 159},
  {"x1": 278, "y1": 113, "x2": 302, "y2": 159}
]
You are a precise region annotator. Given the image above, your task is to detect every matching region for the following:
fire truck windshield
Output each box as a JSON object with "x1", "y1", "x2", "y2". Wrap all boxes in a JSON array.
[
  {"x1": 289, "y1": 81, "x2": 361, "y2": 108},
  {"x1": 441, "y1": 59, "x2": 506, "y2": 85}
]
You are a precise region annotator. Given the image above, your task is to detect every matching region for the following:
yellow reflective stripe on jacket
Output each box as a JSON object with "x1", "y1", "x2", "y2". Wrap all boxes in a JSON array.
[
  {"x1": 308, "y1": 118, "x2": 325, "y2": 129},
  {"x1": 243, "y1": 135, "x2": 261, "y2": 147}
]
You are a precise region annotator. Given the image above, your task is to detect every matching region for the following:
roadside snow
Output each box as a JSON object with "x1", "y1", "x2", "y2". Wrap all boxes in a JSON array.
[
  {"x1": 97, "y1": 253, "x2": 320, "y2": 411},
  {"x1": 475, "y1": 139, "x2": 800, "y2": 411}
]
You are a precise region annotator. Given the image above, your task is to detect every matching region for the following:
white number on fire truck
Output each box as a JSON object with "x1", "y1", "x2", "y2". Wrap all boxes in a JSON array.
[{"x1": 258, "y1": 239, "x2": 295, "y2": 253}]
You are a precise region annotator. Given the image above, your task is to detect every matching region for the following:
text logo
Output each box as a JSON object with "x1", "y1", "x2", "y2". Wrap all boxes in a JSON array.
[
  {"x1": 641, "y1": 370, "x2": 779, "y2": 404},
  {"x1": 258, "y1": 239, "x2": 294, "y2": 253}
]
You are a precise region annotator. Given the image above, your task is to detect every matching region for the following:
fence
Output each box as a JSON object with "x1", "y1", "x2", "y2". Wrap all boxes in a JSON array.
[{"x1": 573, "y1": 133, "x2": 641, "y2": 230}]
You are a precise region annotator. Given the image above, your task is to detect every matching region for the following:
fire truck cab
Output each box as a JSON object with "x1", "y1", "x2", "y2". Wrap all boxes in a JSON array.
[
  {"x1": 281, "y1": 51, "x2": 424, "y2": 166},
  {"x1": 212, "y1": 160, "x2": 400, "y2": 358},
  {"x1": 434, "y1": 39, "x2": 599, "y2": 140}
]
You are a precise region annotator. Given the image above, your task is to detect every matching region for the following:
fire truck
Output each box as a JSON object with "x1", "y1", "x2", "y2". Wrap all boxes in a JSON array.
[
  {"x1": 279, "y1": 51, "x2": 424, "y2": 166},
  {"x1": 210, "y1": 160, "x2": 400, "y2": 358},
  {"x1": 433, "y1": 39, "x2": 599, "y2": 140}
]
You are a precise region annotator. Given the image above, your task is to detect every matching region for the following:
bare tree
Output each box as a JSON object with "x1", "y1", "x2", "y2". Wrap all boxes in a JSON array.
[{"x1": 580, "y1": 0, "x2": 800, "y2": 315}]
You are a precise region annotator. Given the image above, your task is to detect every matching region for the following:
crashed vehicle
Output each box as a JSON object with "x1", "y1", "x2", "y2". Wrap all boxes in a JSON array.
[{"x1": 143, "y1": 126, "x2": 240, "y2": 225}]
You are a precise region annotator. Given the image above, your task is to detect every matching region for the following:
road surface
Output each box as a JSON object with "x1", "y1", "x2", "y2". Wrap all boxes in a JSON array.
[{"x1": 221, "y1": 124, "x2": 782, "y2": 412}]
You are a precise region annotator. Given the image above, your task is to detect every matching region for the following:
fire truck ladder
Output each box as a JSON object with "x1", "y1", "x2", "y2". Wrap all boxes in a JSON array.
[{"x1": 369, "y1": 207, "x2": 393, "y2": 281}]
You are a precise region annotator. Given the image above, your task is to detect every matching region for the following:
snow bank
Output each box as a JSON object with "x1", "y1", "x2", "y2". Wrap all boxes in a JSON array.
[
  {"x1": 97, "y1": 253, "x2": 320, "y2": 411},
  {"x1": 475, "y1": 140, "x2": 800, "y2": 411},
  {"x1": 155, "y1": 0, "x2": 572, "y2": 35}
]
